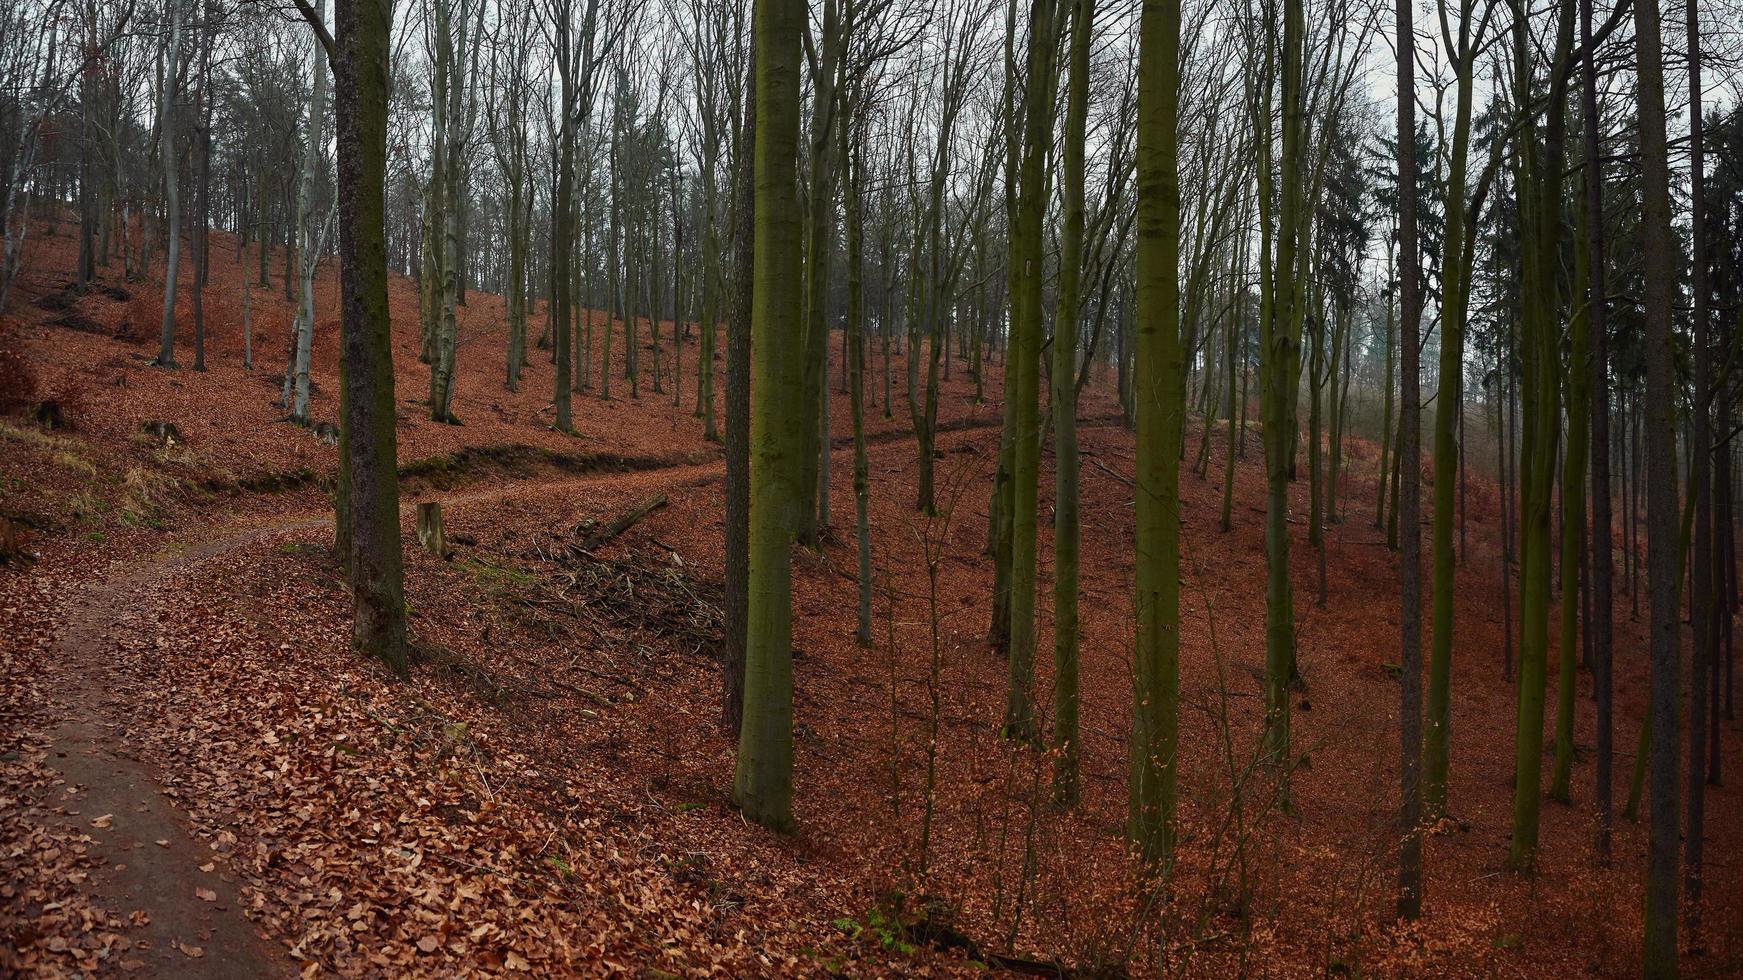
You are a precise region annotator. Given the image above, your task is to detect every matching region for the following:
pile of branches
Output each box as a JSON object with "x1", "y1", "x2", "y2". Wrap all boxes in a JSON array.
[
  {"x1": 561, "y1": 546, "x2": 723, "y2": 659},
  {"x1": 519, "y1": 534, "x2": 724, "y2": 665}
]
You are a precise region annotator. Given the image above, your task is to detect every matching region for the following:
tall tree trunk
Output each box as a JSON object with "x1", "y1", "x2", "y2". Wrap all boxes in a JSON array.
[
  {"x1": 731, "y1": 0, "x2": 802, "y2": 831},
  {"x1": 1507, "y1": 0, "x2": 1571, "y2": 873},
  {"x1": 155, "y1": 0, "x2": 181, "y2": 368},
  {"x1": 722, "y1": 45, "x2": 756, "y2": 734},
  {"x1": 671, "y1": 165, "x2": 682, "y2": 409},
  {"x1": 191, "y1": 9, "x2": 211, "y2": 373},
  {"x1": 291, "y1": 0, "x2": 328, "y2": 425},
  {"x1": 1496, "y1": 361, "x2": 1511, "y2": 679},
  {"x1": 1552, "y1": 215, "x2": 1589, "y2": 804},
  {"x1": 601, "y1": 114, "x2": 619, "y2": 400},
  {"x1": 699, "y1": 148, "x2": 720, "y2": 439},
  {"x1": 1633, "y1": 0, "x2": 1682, "y2": 960},
  {"x1": 1221, "y1": 197, "x2": 1246, "y2": 533},
  {"x1": 506, "y1": 125, "x2": 526, "y2": 391},
  {"x1": 1394, "y1": 0, "x2": 1423, "y2": 918},
  {"x1": 1425, "y1": 1, "x2": 1481, "y2": 817},
  {"x1": 1309, "y1": 287, "x2": 1326, "y2": 607},
  {"x1": 1683, "y1": 0, "x2": 1711, "y2": 933},
  {"x1": 1375, "y1": 237, "x2": 1394, "y2": 529},
  {"x1": 1002, "y1": 0, "x2": 1060, "y2": 745},
  {"x1": 1260, "y1": 0, "x2": 1305, "y2": 802},
  {"x1": 988, "y1": 0, "x2": 1020, "y2": 658},
  {"x1": 1051, "y1": 0, "x2": 1092, "y2": 808},
  {"x1": 428, "y1": 0, "x2": 463, "y2": 424},
  {"x1": 579, "y1": 165, "x2": 592, "y2": 389},
  {"x1": 77, "y1": 70, "x2": 94, "y2": 289},
  {"x1": 652, "y1": 174, "x2": 664, "y2": 396},
  {"x1": 1327, "y1": 301, "x2": 1349, "y2": 525},
  {"x1": 256, "y1": 168, "x2": 269, "y2": 286},
  {"x1": 845, "y1": 88, "x2": 872, "y2": 649},
  {"x1": 331, "y1": 0, "x2": 408, "y2": 676},
  {"x1": 554, "y1": 97, "x2": 573, "y2": 429},
  {"x1": 1131, "y1": 0, "x2": 1181, "y2": 869}
]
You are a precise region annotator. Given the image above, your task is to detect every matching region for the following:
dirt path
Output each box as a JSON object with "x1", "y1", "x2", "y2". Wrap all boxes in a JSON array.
[
  {"x1": 42, "y1": 526, "x2": 322, "y2": 978},
  {"x1": 28, "y1": 453, "x2": 726, "y2": 978},
  {"x1": 25, "y1": 422, "x2": 1028, "y2": 976}
]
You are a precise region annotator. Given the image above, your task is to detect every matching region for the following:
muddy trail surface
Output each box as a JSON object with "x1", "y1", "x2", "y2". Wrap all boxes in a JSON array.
[
  {"x1": 42, "y1": 525, "x2": 320, "y2": 978},
  {"x1": 27, "y1": 446, "x2": 734, "y2": 977}
]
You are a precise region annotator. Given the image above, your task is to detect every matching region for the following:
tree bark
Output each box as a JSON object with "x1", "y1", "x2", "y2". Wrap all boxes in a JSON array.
[
  {"x1": 332, "y1": 0, "x2": 409, "y2": 677},
  {"x1": 845, "y1": 83, "x2": 872, "y2": 649},
  {"x1": 1578, "y1": 0, "x2": 1613, "y2": 857},
  {"x1": 1684, "y1": 0, "x2": 1711, "y2": 933},
  {"x1": 1131, "y1": 0, "x2": 1181, "y2": 869},
  {"x1": 1002, "y1": 0, "x2": 1060, "y2": 746},
  {"x1": 154, "y1": 0, "x2": 180, "y2": 368},
  {"x1": 1633, "y1": 0, "x2": 1683, "y2": 961},
  {"x1": 722, "y1": 42, "x2": 756, "y2": 735},
  {"x1": 731, "y1": 0, "x2": 802, "y2": 831},
  {"x1": 1051, "y1": 0, "x2": 1091, "y2": 808},
  {"x1": 1395, "y1": 0, "x2": 1423, "y2": 918}
]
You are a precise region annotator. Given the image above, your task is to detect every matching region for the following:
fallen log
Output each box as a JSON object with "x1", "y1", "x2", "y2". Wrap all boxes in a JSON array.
[{"x1": 577, "y1": 492, "x2": 668, "y2": 552}]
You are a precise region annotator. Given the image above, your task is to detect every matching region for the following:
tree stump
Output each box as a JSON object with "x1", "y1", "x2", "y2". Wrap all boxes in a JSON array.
[
  {"x1": 0, "y1": 517, "x2": 21, "y2": 562},
  {"x1": 416, "y1": 501, "x2": 447, "y2": 558}
]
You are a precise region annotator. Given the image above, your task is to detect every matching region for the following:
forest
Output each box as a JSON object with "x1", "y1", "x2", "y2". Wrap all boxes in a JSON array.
[{"x1": 0, "y1": 0, "x2": 1739, "y2": 974}]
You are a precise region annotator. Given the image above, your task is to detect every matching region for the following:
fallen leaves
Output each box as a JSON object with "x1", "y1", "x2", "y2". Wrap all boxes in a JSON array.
[
  {"x1": 177, "y1": 941, "x2": 205, "y2": 958},
  {"x1": 90, "y1": 813, "x2": 113, "y2": 829},
  {"x1": 0, "y1": 582, "x2": 135, "y2": 977},
  {"x1": 3, "y1": 240, "x2": 1738, "y2": 980},
  {"x1": 30, "y1": 535, "x2": 790, "y2": 977}
]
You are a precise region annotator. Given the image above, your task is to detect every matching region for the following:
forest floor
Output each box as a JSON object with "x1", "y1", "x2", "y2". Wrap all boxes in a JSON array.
[{"x1": 1, "y1": 223, "x2": 1741, "y2": 978}]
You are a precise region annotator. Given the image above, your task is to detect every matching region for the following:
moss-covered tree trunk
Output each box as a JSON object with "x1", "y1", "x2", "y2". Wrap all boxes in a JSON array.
[
  {"x1": 1506, "y1": 0, "x2": 1572, "y2": 873},
  {"x1": 1051, "y1": 0, "x2": 1092, "y2": 807},
  {"x1": 1130, "y1": 0, "x2": 1181, "y2": 868},
  {"x1": 1425, "y1": 9, "x2": 1482, "y2": 817},
  {"x1": 988, "y1": 0, "x2": 1020, "y2": 659},
  {"x1": 332, "y1": 0, "x2": 408, "y2": 676},
  {"x1": 1002, "y1": 0, "x2": 1060, "y2": 744},
  {"x1": 845, "y1": 85, "x2": 872, "y2": 648},
  {"x1": 732, "y1": 0, "x2": 804, "y2": 832},
  {"x1": 797, "y1": 0, "x2": 841, "y2": 546}
]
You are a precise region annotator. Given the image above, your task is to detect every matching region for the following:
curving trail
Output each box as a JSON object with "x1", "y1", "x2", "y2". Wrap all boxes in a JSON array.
[
  {"x1": 30, "y1": 452, "x2": 731, "y2": 977},
  {"x1": 43, "y1": 525, "x2": 322, "y2": 978},
  {"x1": 30, "y1": 415, "x2": 1046, "y2": 976}
]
